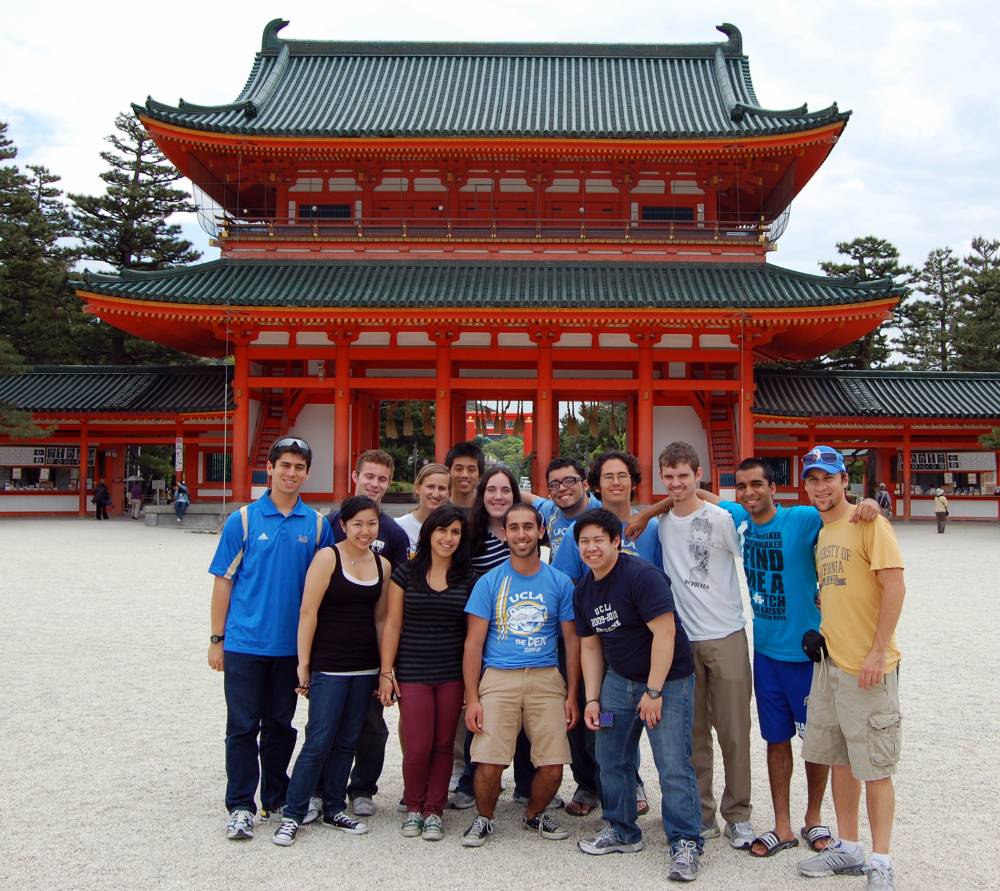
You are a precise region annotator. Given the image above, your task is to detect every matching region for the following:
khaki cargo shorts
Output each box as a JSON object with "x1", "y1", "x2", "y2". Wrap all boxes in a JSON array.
[
  {"x1": 470, "y1": 666, "x2": 571, "y2": 767},
  {"x1": 801, "y1": 661, "x2": 902, "y2": 782}
]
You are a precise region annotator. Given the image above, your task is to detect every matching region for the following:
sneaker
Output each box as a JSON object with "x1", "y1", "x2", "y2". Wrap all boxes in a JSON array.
[
  {"x1": 225, "y1": 809, "x2": 255, "y2": 840},
  {"x1": 461, "y1": 814, "x2": 495, "y2": 847},
  {"x1": 865, "y1": 864, "x2": 896, "y2": 890},
  {"x1": 701, "y1": 821, "x2": 721, "y2": 839},
  {"x1": 449, "y1": 790, "x2": 476, "y2": 810},
  {"x1": 397, "y1": 798, "x2": 408, "y2": 813},
  {"x1": 271, "y1": 818, "x2": 299, "y2": 847},
  {"x1": 724, "y1": 820, "x2": 755, "y2": 850},
  {"x1": 578, "y1": 825, "x2": 644, "y2": 856},
  {"x1": 512, "y1": 793, "x2": 564, "y2": 809},
  {"x1": 422, "y1": 814, "x2": 444, "y2": 842},
  {"x1": 349, "y1": 796, "x2": 375, "y2": 817},
  {"x1": 259, "y1": 798, "x2": 321, "y2": 826},
  {"x1": 523, "y1": 811, "x2": 569, "y2": 840},
  {"x1": 449, "y1": 769, "x2": 463, "y2": 793},
  {"x1": 668, "y1": 839, "x2": 700, "y2": 882},
  {"x1": 798, "y1": 840, "x2": 866, "y2": 877},
  {"x1": 401, "y1": 812, "x2": 424, "y2": 837},
  {"x1": 324, "y1": 811, "x2": 369, "y2": 835}
]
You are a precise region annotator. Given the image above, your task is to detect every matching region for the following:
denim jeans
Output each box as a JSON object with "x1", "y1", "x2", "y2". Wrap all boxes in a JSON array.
[
  {"x1": 595, "y1": 670, "x2": 702, "y2": 851},
  {"x1": 223, "y1": 651, "x2": 298, "y2": 814},
  {"x1": 284, "y1": 672, "x2": 376, "y2": 822},
  {"x1": 346, "y1": 695, "x2": 389, "y2": 799}
]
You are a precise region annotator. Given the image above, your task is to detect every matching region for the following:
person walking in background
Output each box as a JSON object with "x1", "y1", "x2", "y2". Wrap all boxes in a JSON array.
[
  {"x1": 396, "y1": 463, "x2": 451, "y2": 558},
  {"x1": 933, "y1": 487, "x2": 949, "y2": 533},
  {"x1": 272, "y1": 496, "x2": 391, "y2": 847},
  {"x1": 92, "y1": 479, "x2": 111, "y2": 520},
  {"x1": 875, "y1": 484, "x2": 892, "y2": 520},
  {"x1": 174, "y1": 480, "x2": 190, "y2": 524},
  {"x1": 379, "y1": 505, "x2": 475, "y2": 841},
  {"x1": 128, "y1": 479, "x2": 143, "y2": 519}
]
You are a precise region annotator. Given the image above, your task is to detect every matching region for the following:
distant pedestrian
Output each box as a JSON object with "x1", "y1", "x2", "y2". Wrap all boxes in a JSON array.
[
  {"x1": 92, "y1": 480, "x2": 111, "y2": 521},
  {"x1": 174, "y1": 481, "x2": 190, "y2": 523},
  {"x1": 129, "y1": 480, "x2": 143, "y2": 520},
  {"x1": 933, "y1": 488, "x2": 949, "y2": 533},
  {"x1": 875, "y1": 484, "x2": 892, "y2": 519}
]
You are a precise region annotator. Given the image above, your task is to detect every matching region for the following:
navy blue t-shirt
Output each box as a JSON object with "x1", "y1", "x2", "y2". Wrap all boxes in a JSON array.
[
  {"x1": 574, "y1": 555, "x2": 693, "y2": 684},
  {"x1": 328, "y1": 508, "x2": 409, "y2": 572}
]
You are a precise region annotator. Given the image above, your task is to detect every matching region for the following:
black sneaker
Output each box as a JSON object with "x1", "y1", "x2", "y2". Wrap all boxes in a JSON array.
[
  {"x1": 271, "y1": 818, "x2": 299, "y2": 847},
  {"x1": 523, "y1": 811, "x2": 569, "y2": 840},
  {"x1": 461, "y1": 815, "x2": 495, "y2": 847},
  {"x1": 323, "y1": 811, "x2": 369, "y2": 835}
]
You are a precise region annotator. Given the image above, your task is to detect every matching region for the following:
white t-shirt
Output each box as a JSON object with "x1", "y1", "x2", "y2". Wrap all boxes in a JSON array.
[
  {"x1": 659, "y1": 501, "x2": 745, "y2": 641},
  {"x1": 397, "y1": 512, "x2": 422, "y2": 558}
]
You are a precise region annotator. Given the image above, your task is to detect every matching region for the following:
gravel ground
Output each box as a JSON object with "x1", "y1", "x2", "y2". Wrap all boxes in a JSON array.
[{"x1": 2, "y1": 516, "x2": 997, "y2": 890}]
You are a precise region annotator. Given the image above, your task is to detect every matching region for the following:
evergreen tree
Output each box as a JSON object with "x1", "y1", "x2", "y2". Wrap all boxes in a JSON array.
[
  {"x1": 70, "y1": 112, "x2": 201, "y2": 364},
  {"x1": 896, "y1": 248, "x2": 963, "y2": 370},
  {"x1": 817, "y1": 236, "x2": 912, "y2": 369},
  {"x1": 953, "y1": 238, "x2": 1000, "y2": 371}
]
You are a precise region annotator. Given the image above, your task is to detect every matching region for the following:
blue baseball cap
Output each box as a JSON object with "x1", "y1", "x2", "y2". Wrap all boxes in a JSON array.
[{"x1": 802, "y1": 445, "x2": 846, "y2": 476}]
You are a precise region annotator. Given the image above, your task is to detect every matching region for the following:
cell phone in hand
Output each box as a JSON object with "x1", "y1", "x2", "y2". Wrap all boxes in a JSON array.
[{"x1": 598, "y1": 711, "x2": 614, "y2": 728}]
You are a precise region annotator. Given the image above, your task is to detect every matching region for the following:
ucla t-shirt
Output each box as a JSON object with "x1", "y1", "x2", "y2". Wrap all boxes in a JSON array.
[
  {"x1": 720, "y1": 501, "x2": 822, "y2": 662},
  {"x1": 536, "y1": 494, "x2": 602, "y2": 561},
  {"x1": 465, "y1": 560, "x2": 575, "y2": 669},
  {"x1": 552, "y1": 513, "x2": 663, "y2": 581}
]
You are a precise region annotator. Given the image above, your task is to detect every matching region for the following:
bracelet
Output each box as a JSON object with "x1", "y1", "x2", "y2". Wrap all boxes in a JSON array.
[
  {"x1": 380, "y1": 671, "x2": 394, "y2": 679},
  {"x1": 586, "y1": 698, "x2": 600, "y2": 705}
]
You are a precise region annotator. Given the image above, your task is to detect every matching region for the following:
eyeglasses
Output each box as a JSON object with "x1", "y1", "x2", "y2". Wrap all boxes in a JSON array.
[
  {"x1": 271, "y1": 437, "x2": 312, "y2": 456},
  {"x1": 802, "y1": 448, "x2": 842, "y2": 468},
  {"x1": 600, "y1": 473, "x2": 632, "y2": 483},
  {"x1": 547, "y1": 476, "x2": 584, "y2": 491}
]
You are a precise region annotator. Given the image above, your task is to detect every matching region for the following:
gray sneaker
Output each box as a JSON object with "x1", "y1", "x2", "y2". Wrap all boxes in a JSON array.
[
  {"x1": 865, "y1": 864, "x2": 896, "y2": 889},
  {"x1": 225, "y1": 809, "x2": 255, "y2": 840},
  {"x1": 449, "y1": 790, "x2": 476, "y2": 810},
  {"x1": 701, "y1": 822, "x2": 721, "y2": 839},
  {"x1": 724, "y1": 820, "x2": 755, "y2": 850},
  {"x1": 799, "y1": 840, "x2": 867, "y2": 877},
  {"x1": 578, "y1": 825, "x2": 644, "y2": 856},
  {"x1": 350, "y1": 796, "x2": 375, "y2": 817},
  {"x1": 259, "y1": 798, "x2": 321, "y2": 826},
  {"x1": 512, "y1": 793, "x2": 565, "y2": 808},
  {"x1": 668, "y1": 839, "x2": 700, "y2": 882}
]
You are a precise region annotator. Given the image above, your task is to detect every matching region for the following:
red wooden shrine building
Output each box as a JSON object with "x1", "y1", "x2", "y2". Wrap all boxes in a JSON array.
[{"x1": 2, "y1": 22, "x2": 998, "y2": 519}]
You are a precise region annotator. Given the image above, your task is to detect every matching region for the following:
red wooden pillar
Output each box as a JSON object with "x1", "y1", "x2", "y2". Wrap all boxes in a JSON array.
[
  {"x1": 432, "y1": 331, "x2": 457, "y2": 463},
  {"x1": 632, "y1": 330, "x2": 656, "y2": 503},
  {"x1": 332, "y1": 331, "x2": 352, "y2": 500},
  {"x1": 231, "y1": 337, "x2": 252, "y2": 502},
  {"x1": 78, "y1": 423, "x2": 89, "y2": 516},
  {"x1": 738, "y1": 331, "x2": 755, "y2": 460},
  {"x1": 532, "y1": 329, "x2": 557, "y2": 490},
  {"x1": 902, "y1": 427, "x2": 912, "y2": 521}
]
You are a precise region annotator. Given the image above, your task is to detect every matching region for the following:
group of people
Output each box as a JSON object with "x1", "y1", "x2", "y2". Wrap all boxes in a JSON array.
[{"x1": 207, "y1": 435, "x2": 906, "y2": 888}]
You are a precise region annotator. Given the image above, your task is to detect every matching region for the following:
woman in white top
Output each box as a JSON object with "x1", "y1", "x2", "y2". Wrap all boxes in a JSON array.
[
  {"x1": 397, "y1": 463, "x2": 452, "y2": 557},
  {"x1": 933, "y1": 487, "x2": 950, "y2": 534}
]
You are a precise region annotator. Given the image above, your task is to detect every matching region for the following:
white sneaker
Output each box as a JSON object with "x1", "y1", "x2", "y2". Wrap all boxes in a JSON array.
[
  {"x1": 725, "y1": 820, "x2": 755, "y2": 850},
  {"x1": 225, "y1": 809, "x2": 255, "y2": 840},
  {"x1": 350, "y1": 796, "x2": 375, "y2": 817}
]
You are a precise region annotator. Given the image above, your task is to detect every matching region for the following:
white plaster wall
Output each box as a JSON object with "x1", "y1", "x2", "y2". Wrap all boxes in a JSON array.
[
  {"x1": 287, "y1": 403, "x2": 334, "y2": 493},
  {"x1": 907, "y1": 498, "x2": 998, "y2": 519},
  {"x1": 0, "y1": 495, "x2": 78, "y2": 512},
  {"x1": 651, "y1": 406, "x2": 709, "y2": 494}
]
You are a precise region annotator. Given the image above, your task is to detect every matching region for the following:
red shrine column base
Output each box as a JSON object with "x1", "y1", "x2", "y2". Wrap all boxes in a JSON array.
[
  {"x1": 739, "y1": 337, "x2": 756, "y2": 460},
  {"x1": 532, "y1": 331, "x2": 556, "y2": 492},
  {"x1": 433, "y1": 333, "x2": 456, "y2": 464},
  {"x1": 78, "y1": 423, "x2": 89, "y2": 516},
  {"x1": 632, "y1": 331, "x2": 656, "y2": 503},
  {"x1": 902, "y1": 428, "x2": 912, "y2": 521},
  {"x1": 231, "y1": 338, "x2": 252, "y2": 502}
]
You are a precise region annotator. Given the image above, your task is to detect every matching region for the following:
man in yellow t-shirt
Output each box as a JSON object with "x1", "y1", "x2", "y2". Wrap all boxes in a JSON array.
[{"x1": 797, "y1": 446, "x2": 905, "y2": 891}]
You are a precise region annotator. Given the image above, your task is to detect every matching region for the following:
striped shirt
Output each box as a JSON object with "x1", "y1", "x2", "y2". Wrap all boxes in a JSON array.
[
  {"x1": 391, "y1": 562, "x2": 473, "y2": 684},
  {"x1": 471, "y1": 531, "x2": 509, "y2": 578}
]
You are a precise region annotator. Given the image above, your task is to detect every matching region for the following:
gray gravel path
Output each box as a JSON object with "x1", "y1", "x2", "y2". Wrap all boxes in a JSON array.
[{"x1": 2, "y1": 517, "x2": 997, "y2": 889}]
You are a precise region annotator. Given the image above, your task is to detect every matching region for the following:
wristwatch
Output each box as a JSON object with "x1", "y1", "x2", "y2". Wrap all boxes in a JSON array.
[
  {"x1": 645, "y1": 687, "x2": 662, "y2": 699},
  {"x1": 210, "y1": 634, "x2": 225, "y2": 644}
]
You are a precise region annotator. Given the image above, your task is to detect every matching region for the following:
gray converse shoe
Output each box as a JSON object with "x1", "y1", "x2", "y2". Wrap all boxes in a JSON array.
[
  {"x1": 401, "y1": 812, "x2": 424, "y2": 837},
  {"x1": 349, "y1": 796, "x2": 375, "y2": 817},
  {"x1": 422, "y1": 814, "x2": 444, "y2": 842},
  {"x1": 449, "y1": 790, "x2": 476, "y2": 810},
  {"x1": 668, "y1": 839, "x2": 700, "y2": 882},
  {"x1": 724, "y1": 820, "x2": 755, "y2": 850},
  {"x1": 798, "y1": 840, "x2": 866, "y2": 877},
  {"x1": 578, "y1": 825, "x2": 644, "y2": 855}
]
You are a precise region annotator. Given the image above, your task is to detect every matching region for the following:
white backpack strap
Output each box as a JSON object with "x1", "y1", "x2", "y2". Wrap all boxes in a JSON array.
[
  {"x1": 240, "y1": 504, "x2": 250, "y2": 542},
  {"x1": 315, "y1": 510, "x2": 323, "y2": 549},
  {"x1": 223, "y1": 505, "x2": 251, "y2": 579}
]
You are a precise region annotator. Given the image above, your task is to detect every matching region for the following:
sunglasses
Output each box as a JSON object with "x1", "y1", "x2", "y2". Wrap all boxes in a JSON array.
[
  {"x1": 272, "y1": 437, "x2": 312, "y2": 456},
  {"x1": 547, "y1": 476, "x2": 584, "y2": 491},
  {"x1": 802, "y1": 448, "x2": 842, "y2": 467}
]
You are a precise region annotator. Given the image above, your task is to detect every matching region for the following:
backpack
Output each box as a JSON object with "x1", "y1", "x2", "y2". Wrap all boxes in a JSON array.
[
  {"x1": 876, "y1": 490, "x2": 891, "y2": 510},
  {"x1": 224, "y1": 504, "x2": 324, "y2": 578}
]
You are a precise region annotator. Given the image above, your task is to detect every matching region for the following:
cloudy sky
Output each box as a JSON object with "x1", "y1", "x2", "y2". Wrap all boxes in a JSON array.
[{"x1": 2, "y1": 0, "x2": 995, "y2": 275}]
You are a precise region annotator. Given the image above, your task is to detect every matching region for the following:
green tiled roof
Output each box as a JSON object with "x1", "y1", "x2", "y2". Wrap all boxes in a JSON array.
[
  {"x1": 136, "y1": 21, "x2": 848, "y2": 140},
  {"x1": 0, "y1": 366, "x2": 231, "y2": 414},
  {"x1": 76, "y1": 260, "x2": 897, "y2": 310},
  {"x1": 755, "y1": 369, "x2": 1000, "y2": 419}
]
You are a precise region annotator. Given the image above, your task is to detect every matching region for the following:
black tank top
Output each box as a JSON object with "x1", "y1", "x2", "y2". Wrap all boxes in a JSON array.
[{"x1": 310, "y1": 547, "x2": 384, "y2": 673}]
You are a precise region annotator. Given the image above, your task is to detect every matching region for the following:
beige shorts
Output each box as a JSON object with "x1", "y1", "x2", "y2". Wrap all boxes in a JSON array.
[
  {"x1": 801, "y1": 661, "x2": 902, "y2": 782},
  {"x1": 470, "y1": 667, "x2": 571, "y2": 768}
]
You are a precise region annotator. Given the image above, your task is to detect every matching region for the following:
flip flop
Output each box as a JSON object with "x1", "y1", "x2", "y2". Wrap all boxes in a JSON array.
[
  {"x1": 749, "y1": 831, "x2": 799, "y2": 858},
  {"x1": 564, "y1": 800, "x2": 596, "y2": 817},
  {"x1": 800, "y1": 825, "x2": 833, "y2": 852}
]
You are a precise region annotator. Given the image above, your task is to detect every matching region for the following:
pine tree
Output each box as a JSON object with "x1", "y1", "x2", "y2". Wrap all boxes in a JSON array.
[
  {"x1": 70, "y1": 112, "x2": 201, "y2": 364},
  {"x1": 816, "y1": 236, "x2": 912, "y2": 369},
  {"x1": 953, "y1": 237, "x2": 1000, "y2": 371},
  {"x1": 896, "y1": 247, "x2": 963, "y2": 370}
]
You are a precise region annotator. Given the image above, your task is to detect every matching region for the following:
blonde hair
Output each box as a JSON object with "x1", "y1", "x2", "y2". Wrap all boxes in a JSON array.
[{"x1": 413, "y1": 463, "x2": 451, "y2": 501}]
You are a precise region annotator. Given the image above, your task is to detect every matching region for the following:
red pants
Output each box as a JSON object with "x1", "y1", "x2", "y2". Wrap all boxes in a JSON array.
[{"x1": 398, "y1": 680, "x2": 464, "y2": 815}]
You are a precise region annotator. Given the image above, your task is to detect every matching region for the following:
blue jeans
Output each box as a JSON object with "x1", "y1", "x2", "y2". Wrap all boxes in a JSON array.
[
  {"x1": 284, "y1": 672, "x2": 376, "y2": 823},
  {"x1": 595, "y1": 670, "x2": 702, "y2": 851},
  {"x1": 223, "y1": 652, "x2": 298, "y2": 814}
]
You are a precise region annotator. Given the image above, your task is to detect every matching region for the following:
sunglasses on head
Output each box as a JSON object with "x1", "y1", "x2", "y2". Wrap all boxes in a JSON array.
[
  {"x1": 272, "y1": 437, "x2": 311, "y2": 456},
  {"x1": 802, "y1": 448, "x2": 842, "y2": 467}
]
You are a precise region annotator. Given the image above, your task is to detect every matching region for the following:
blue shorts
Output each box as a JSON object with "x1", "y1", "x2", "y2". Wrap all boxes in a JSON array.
[{"x1": 753, "y1": 651, "x2": 814, "y2": 743}]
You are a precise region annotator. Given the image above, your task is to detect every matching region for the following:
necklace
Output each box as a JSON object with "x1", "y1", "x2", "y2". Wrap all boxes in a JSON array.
[{"x1": 348, "y1": 550, "x2": 372, "y2": 567}]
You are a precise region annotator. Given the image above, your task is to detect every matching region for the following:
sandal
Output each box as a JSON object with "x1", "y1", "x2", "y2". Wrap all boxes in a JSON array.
[
  {"x1": 564, "y1": 800, "x2": 596, "y2": 817},
  {"x1": 749, "y1": 831, "x2": 799, "y2": 858},
  {"x1": 800, "y1": 824, "x2": 833, "y2": 852}
]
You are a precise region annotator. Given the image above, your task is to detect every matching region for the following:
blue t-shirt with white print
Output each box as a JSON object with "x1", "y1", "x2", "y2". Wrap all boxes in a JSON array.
[
  {"x1": 536, "y1": 493, "x2": 602, "y2": 561},
  {"x1": 552, "y1": 513, "x2": 663, "y2": 582}
]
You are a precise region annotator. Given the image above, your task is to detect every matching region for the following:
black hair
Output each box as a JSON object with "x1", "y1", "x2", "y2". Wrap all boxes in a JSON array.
[
  {"x1": 468, "y1": 465, "x2": 522, "y2": 556},
  {"x1": 410, "y1": 504, "x2": 472, "y2": 587},
  {"x1": 587, "y1": 450, "x2": 641, "y2": 501},
  {"x1": 736, "y1": 457, "x2": 774, "y2": 485},
  {"x1": 503, "y1": 502, "x2": 544, "y2": 529},
  {"x1": 572, "y1": 508, "x2": 623, "y2": 544},
  {"x1": 338, "y1": 495, "x2": 380, "y2": 523},
  {"x1": 445, "y1": 440, "x2": 486, "y2": 476},
  {"x1": 546, "y1": 457, "x2": 586, "y2": 481},
  {"x1": 268, "y1": 436, "x2": 312, "y2": 470}
]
